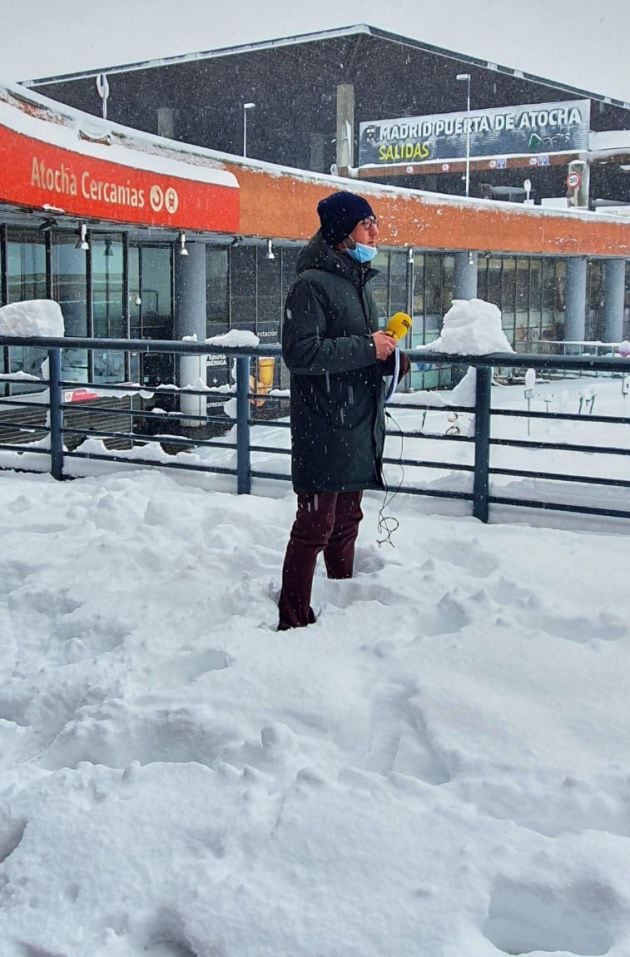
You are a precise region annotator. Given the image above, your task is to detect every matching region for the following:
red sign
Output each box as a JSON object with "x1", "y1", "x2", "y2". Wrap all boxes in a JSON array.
[
  {"x1": 0, "y1": 120, "x2": 240, "y2": 233},
  {"x1": 63, "y1": 388, "x2": 101, "y2": 403},
  {"x1": 567, "y1": 170, "x2": 581, "y2": 190}
]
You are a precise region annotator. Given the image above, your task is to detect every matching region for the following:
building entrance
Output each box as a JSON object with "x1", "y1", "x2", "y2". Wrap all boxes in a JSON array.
[{"x1": 129, "y1": 243, "x2": 174, "y2": 386}]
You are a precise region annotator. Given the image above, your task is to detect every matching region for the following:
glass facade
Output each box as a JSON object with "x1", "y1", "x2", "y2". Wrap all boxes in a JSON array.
[
  {"x1": 225, "y1": 245, "x2": 285, "y2": 336},
  {"x1": 91, "y1": 234, "x2": 125, "y2": 384},
  {"x1": 371, "y1": 249, "x2": 408, "y2": 323},
  {"x1": 586, "y1": 260, "x2": 604, "y2": 341},
  {"x1": 206, "y1": 247, "x2": 229, "y2": 326},
  {"x1": 477, "y1": 254, "x2": 567, "y2": 350},
  {"x1": 52, "y1": 233, "x2": 89, "y2": 383},
  {"x1": 206, "y1": 244, "x2": 291, "y2": 390},
  {"x1": 409, "y1": 252, "x2": 457, "y2": 389},
  {"x1": 5, "y1": 227, "x2": 48, "y2": 393},
  {"x1": 1, "y1": 223, "x2": 628, "y2": 397},
  {"x1": 129, "y1": 243, "x2": 174, "y2": 385}
]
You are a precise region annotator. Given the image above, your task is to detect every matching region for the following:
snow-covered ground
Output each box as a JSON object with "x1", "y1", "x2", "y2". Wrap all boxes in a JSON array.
[
  {"x1": 2, "y1": 297, "x2": 630, "y2": 954},
  {"x1": 1, "y1": 380, "x2": 630, "y2": 955}
]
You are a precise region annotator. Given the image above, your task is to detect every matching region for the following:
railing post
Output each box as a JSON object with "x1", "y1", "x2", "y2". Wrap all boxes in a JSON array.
[
  {"x1": 235, "y1": 354, "x2": 251, "y2": 494},
  {"x1": 48, "y1": 347, "x2": 64, "y2": 481},
  {"x1": 473, "y1": 364, "x2": 491, "y2": 522}
]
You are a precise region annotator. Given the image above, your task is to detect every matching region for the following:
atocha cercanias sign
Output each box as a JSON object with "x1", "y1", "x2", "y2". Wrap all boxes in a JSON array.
[
  {"x1": 359, "y1": 99, "x2": 591, "y2": 168},
  {"x1": 0, "y1": 95, "x2": 239, "y2": 231}
]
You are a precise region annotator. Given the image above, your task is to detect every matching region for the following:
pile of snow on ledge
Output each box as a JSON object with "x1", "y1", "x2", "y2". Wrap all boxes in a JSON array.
[
  {"x1": 0, "y1": 299, "x2": 65, "y2": 337},
  {"x1": 425, "y1": 298, "x2": 514, "y2": 355}
]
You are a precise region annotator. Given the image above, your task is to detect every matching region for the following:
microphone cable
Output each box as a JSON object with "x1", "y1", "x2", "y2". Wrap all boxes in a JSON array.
[
  {"x1": 377, "y1": 325, "x2": 412, "y2": 548},
  {"x1": 377, "y1": 405, "x2": 406, "y2": 548}
]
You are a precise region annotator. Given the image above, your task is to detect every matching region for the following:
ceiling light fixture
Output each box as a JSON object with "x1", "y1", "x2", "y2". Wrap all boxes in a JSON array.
[{"x1": 75, "y1": 223, "x2": 90, "y2": 251}]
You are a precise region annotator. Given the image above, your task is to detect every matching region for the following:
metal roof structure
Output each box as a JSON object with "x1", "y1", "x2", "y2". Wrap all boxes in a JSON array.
[{"x1": 22, "y1": 23, "x2": 630, "y2": 111}]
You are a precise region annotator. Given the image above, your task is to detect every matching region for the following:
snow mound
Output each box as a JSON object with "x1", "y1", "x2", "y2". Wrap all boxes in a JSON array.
[
  {"x1": 429, "y1": 298, "x2": 513, "y2": 355},
  {"x1": 0, "y1": 299, "x2": 65, "y2": 337},
  {"x1": 205, "y1": 329, "x2": 259, "y2": 347}
]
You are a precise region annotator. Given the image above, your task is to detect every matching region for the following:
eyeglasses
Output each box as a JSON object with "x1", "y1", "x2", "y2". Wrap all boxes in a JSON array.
[{"x1": 358, "y1": 216, "x2": 379, "y2": 230}]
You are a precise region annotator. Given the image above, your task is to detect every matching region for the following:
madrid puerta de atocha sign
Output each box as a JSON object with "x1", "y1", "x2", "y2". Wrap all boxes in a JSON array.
[{"x1": 358, "y1": 99, "x2": 591, "y2": 168}]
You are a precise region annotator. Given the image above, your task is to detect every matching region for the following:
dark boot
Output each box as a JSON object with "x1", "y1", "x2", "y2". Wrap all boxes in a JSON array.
[
  {"x1": 324, "y1": 491, "x2": 363, "y2": 579},
  {"x1": 277, "y1": 491, "x2": 363, "y2": 629}
]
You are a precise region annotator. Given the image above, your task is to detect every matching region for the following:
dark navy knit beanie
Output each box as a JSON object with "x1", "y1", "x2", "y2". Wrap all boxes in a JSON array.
[{"x1": 317, "y1": 191, "x2": 375, "y2": 247}]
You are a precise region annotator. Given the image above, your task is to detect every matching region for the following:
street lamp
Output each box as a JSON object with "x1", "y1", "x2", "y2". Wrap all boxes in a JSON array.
[
  {"x1": 243, "y1": 102, "x2": 255, "y2": 158},
  {"x1": 456, "y1": 73, "x2": 471, "y2": 198}
]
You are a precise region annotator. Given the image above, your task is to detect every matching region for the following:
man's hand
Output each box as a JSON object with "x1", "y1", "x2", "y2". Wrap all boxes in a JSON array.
[{"x1": 372, "y1": 331, "x2": 397, "y2": 361}]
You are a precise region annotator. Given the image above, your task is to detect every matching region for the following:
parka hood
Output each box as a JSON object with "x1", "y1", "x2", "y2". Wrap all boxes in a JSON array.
[{"x1": 296, "y1": 231, "x2": 378, "y2": 284}]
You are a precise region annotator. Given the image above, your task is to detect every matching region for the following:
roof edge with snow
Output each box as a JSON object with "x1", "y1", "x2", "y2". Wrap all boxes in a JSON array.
[{"x1": 20, "y1": 23, "x2": 630, "y2": 113}]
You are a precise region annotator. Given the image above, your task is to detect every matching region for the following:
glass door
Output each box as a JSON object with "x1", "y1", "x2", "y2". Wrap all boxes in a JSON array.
[{"x1": 129, "y1": 243, "x2": 174, "y2": 386}]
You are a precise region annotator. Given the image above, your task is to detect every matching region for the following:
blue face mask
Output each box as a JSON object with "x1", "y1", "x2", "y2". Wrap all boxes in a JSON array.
[{"x1": 346, "y1": 242, "x2": 378, "y2": 264}]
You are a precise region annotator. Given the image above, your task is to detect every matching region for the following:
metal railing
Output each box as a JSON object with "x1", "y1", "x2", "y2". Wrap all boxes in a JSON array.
[{"x1": 1, "y1": 334, "x2": 629, "y2": 525}]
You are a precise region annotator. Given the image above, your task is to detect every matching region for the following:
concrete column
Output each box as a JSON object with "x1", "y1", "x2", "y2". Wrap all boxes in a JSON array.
[
  {"x1": 309, "y1": 132, "x2": 326, "y2": 173},
  {"x1": 157, "y1": 107, "x2": 175, "y2": 139},
  {"x1": 454, "y1": 251, "x2": 478, "y2": 300},
  {"x1": 602, "y1": 258, "x2": 626, "y2": 343},
  {"x1": 174, "y1": 241, "x2": 207, "y2": 422},
  {"x1": 565, "y1": 256, "x2": 587, "y2": 345},
  {"x1": 336, "y1": 83, "x2": 355, "y2": 171}
]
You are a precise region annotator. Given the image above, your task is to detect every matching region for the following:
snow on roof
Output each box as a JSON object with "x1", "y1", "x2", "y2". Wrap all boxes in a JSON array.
[
  {"x1": 0, "y1": 80, "x2": 238, "y2": 189},
  {"x1": 590, "y1": 129, "x2": 630, "y2": 151},
  {"x1": 21, "y1": 23, "x2": 630, "y2": 112},
  {"x1": 1, "y1": 77, "x2": 628, "y2": 234}
]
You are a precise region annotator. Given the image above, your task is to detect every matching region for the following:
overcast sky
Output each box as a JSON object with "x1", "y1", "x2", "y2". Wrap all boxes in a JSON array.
[{"x1": 0, "y1": 0, "x2": 629, "y2": 105}]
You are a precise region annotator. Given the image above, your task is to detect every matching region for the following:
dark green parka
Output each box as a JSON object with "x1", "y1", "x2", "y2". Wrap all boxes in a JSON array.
[{"x1": 282, "y1": 232, "x2": 387, "y2": 493}]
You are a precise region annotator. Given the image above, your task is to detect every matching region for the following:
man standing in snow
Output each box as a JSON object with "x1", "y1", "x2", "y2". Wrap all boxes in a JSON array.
[{"x1": 277, "y1": 190, "x2": 408, "y2": 630}]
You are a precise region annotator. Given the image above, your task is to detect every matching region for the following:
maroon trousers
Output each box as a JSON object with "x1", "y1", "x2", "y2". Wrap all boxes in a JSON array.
[{"x1": 277, "y1": 490, "x2": 364, "y2": 630}]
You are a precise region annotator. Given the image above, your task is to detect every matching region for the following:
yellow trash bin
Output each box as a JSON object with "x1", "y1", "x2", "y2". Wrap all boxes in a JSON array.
[{"x1": 249, "y1": 357, "x2": 275, "y2": 408}]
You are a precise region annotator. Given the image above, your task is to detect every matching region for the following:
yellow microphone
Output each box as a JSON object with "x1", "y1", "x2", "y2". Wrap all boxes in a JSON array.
[
  {"x1": 386, "y1": 311, "x2": 413, "y2": 341},
  {"x1": 384, "y1": 312, "x2": 412, "y2": 402}
]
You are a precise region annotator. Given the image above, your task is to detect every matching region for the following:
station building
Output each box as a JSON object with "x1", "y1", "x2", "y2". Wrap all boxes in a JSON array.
[
  {"x1": 1, "y1": 58, "x2": 630, "y2": 399},
  {"x1": 23, "y1": 25, "x2": 630, "y2": 204}
]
